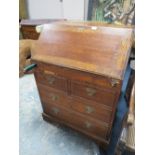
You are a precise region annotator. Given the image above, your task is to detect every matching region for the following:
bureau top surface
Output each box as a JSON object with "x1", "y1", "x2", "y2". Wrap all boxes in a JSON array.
[{"x1": 31, "y1": 21, "x2": 133, "y2": 80}]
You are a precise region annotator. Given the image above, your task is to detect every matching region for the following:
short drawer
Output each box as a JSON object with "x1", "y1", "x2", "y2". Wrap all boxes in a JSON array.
[
  {"x1": 37, "y1": 83, "x2": 70, "y2": 109},
  {"x1": 35, "y1": 71, "x2": 67, "y2": 92},
  {"x1": 70, "y1": 97, "x2": 112, "y2": 123},
  {"x1": 71, "y1": 81, "x2": 116, "y2": 107},
  {"x1": 43, "y1": 103, "x2": 109, "y2": 139}
]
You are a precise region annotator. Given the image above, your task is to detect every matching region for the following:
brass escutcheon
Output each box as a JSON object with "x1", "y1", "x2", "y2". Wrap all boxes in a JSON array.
[{"x1": 111, "y1": 79, "x2": 119, "y2": 87}]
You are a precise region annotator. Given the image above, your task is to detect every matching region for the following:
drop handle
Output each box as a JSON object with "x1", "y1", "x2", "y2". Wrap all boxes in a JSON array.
[
  {"x1": 85, "y1": 106, "x2": 94, "y2": 114},
  {"x1": 51, "y1": 107, "x2": 59, "y2": 114},
  {"x1": 86, "y1": 88, "x2": 96, "y2": 96},
  {"x1": 85, "y1": 121, "x2": 92, "y2": 129},
  {"x1": 50, "y1": 94, "x2": 59, "y2": 101}
]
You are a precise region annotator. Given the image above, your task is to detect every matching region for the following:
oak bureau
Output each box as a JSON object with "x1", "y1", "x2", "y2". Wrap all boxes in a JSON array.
[{"x1": 31, "y1": 21, "x2": 133, "y2": 147}]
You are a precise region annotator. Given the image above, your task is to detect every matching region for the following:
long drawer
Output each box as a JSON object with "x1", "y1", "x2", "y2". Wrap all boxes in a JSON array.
[
  {"x1": 70, "y1": 96, "x2": 112, "y2": 124},
  {"x1": 43, "y1": 101, "x2": 109, "y2": 139},
  {"x1": 37, "y1": 83, "x2": 113, "y2": 124}
]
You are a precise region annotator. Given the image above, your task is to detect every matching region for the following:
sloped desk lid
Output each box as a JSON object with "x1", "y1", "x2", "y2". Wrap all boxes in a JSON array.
[{"x1": 31, "y1": 21, "x2": 133, "y2": 80}]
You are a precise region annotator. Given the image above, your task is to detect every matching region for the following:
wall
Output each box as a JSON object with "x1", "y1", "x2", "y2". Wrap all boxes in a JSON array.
[
  {"x1": 63, "y1": 0, "x2": 84, "y2": 20},
  {"x1": 27, "y1": 0, "x2": 63, "y2": 19},
  {"x1": 84, "y1": 0, "x2": 89, "y2": 20},
  {"x1": 27, "y1": 0, "x2": 86, "y2": 20}
]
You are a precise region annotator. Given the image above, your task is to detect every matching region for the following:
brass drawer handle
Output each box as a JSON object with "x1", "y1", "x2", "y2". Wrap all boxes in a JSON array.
[
  {"x1": 50, "y1": 94, "x2": 59, "y2": 101},
  {"x1": 85, "y1": 106, "x2": 94, "y2": 114},
  {"x1": 47, "y1": 77, "x2": 55, "y2": 84},
  {"x1": 51, "y1": 107, "x2": 59, "y2": 114},
  {"x1": 85, "y1": 121, "x2": 92, "y2": 129},
  {"x1": 86, "y1": 88, "x2": 96, "y2": 96},
  {"x1": 111, "y1": 79, "x2": 119, "y2": 87}
]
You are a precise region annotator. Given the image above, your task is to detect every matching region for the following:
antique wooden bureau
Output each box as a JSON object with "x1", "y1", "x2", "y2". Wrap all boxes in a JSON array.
[{"x1": 31, "y1": 21, "x2": 133, "y2": 147}]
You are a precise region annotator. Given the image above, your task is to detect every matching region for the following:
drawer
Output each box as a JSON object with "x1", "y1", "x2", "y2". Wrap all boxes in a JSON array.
[
  {"x1": 21, "y1": 26, "x2": 39, "y2": 39},
  {"x1": 70, "y1": 97, "x2": 112, "y2": 123},
  {"x1": 43, "y1": 102, "x2": 109, "y2": 139},
  {"x1": 71, "y1": 81, "x2": 116, "y2": 107},
  {"x1": 37, "y1": 83, "x2": 70, "y2": 108},
  {"x1": 34, "y1": 71, "x2": 67, "y2": 92},
  {"x1": 22, "y1": 32, "x2": 39, "y2": 39}
]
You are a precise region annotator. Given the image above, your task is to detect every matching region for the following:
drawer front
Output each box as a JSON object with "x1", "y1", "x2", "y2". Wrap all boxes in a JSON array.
[
  {"x1": 37, "y1": 83, "x2": 70, "y2": 108},
  {"x1": 43, "y1": 102, "x2": 109, "y2": 139},
  {"x1": 22, "y1": 31, "x2": 39, "y2": 39},
  {"x1": 70, "y1": 97, "x2": 112, "y2": 124},
  {"x1": 35, "y1": 71, "x2": 67, "y2": 92},
  {"x1": 21, "y1": 26, "x2": 39, "y2": 39},
  {"x1": 71, "y1": 81, "x2": 116, "y2": 107}
]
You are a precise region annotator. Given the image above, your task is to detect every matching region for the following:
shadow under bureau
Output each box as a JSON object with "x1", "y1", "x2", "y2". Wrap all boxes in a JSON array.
[{"x1": 31, "y1": 21, "x2": 133, "y2": 147}]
